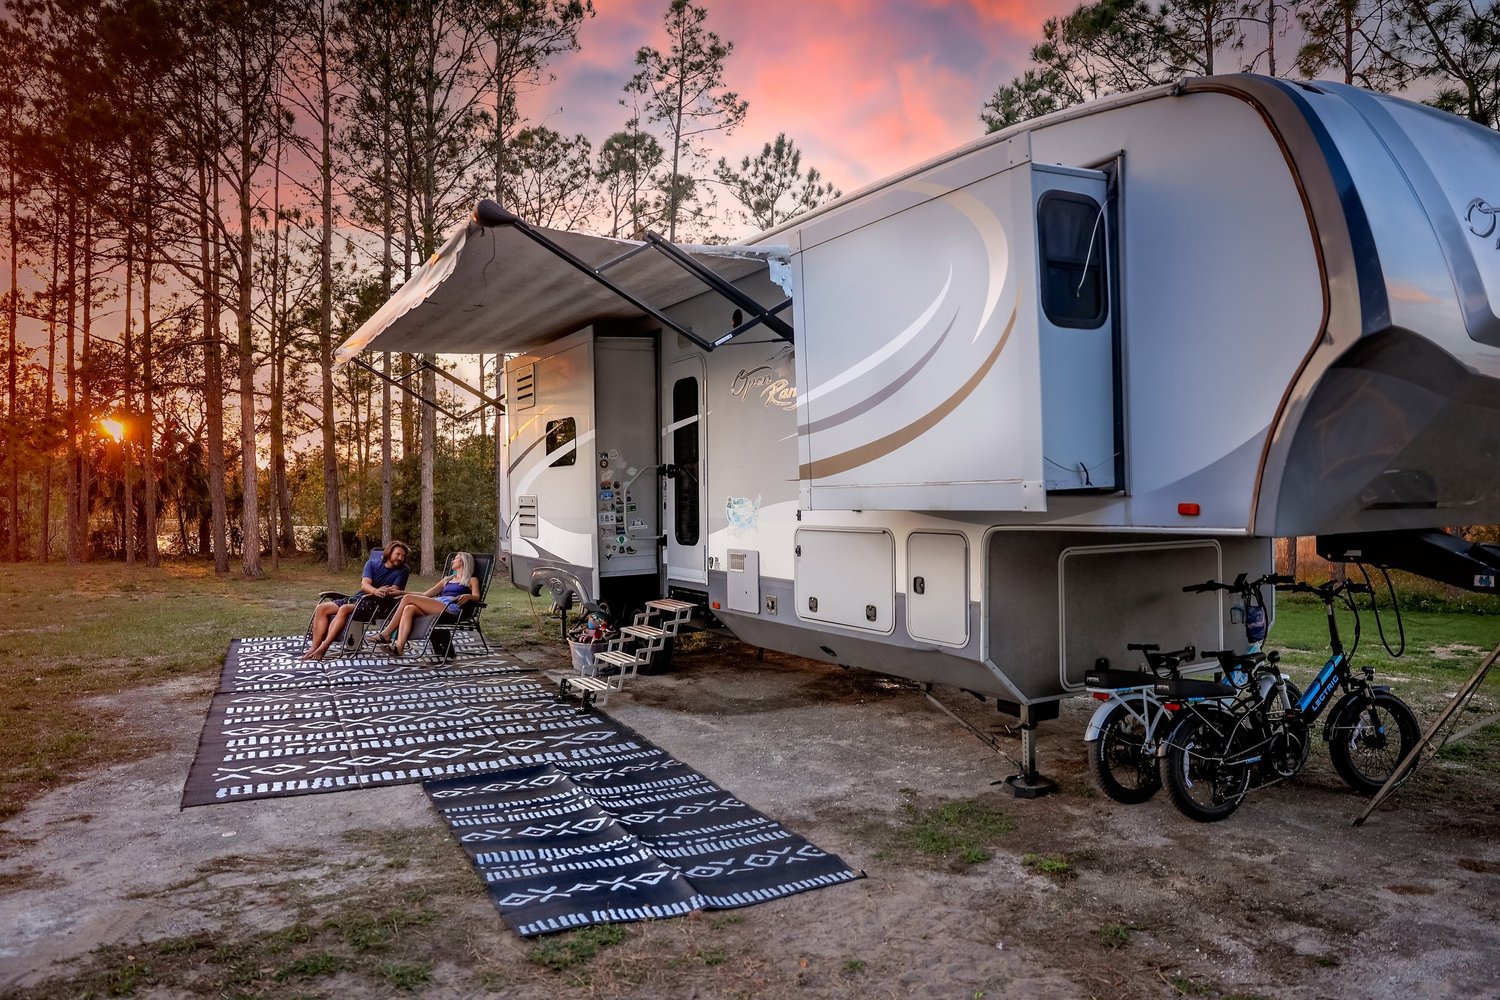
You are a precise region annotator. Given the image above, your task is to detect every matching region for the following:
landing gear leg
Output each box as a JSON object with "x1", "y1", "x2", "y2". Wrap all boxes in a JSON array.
[{"x1": 1003, "y1": 707, "x2": 1058, "y2": 799}]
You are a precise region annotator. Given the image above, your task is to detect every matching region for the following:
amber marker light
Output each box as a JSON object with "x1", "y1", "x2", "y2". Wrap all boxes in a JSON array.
[{"x1": 1177, "y1": 502, "x2": 1201, "y2": 516}]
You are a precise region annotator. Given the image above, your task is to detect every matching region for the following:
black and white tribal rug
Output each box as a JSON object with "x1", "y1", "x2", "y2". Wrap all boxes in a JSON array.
[
  {"x1": 182, "y1": 635, "x2": 542, "y2": 806},
  {"x1": 426, "y1": 745, "x2": 864, "y2": 936},
  {"x1": 184, "y1": 634, "x2": 864, "y2": 933}
]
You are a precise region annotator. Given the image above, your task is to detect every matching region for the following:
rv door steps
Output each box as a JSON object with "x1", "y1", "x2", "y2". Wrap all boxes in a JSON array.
[
  {"x1": 558, "y1": 674, "x2": 612, "y2": 709},
  {"x1": 556, "y1": 597, "x2": 699, "y2": 708}
]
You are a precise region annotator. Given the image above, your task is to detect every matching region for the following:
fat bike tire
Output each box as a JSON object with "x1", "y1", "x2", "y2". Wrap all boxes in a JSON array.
[
  {"x1": 1160, "y1": 710, "x2": 1251, "y2": 822},
  {"x1": 1327, "y1": 691, "x2": 1421, "y2": 795},
  {"x1": 1087, "y1": 703, "x2": 1161, "y2": 804}
]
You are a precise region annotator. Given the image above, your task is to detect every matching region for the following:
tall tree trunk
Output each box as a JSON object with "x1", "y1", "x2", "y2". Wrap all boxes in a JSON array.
[
  {"x1": 381, "y1": 354, "x2": 392, "y2": 543},
  {"x1": 419, "y1": 358, "x2": 435, "y2": 575},
  {"x1": 379, "y1": 93, "x2": 394, "y2": 546},
  {"x1": 39, "y1": 200, "x2": 59, "y2": 562},
  {"x1": 237, "y1": 191, "x2": 261, "y2": 575},
  {"x1": 142, "y1": 199, "x2": 158, "y2": 567},
  {"x1": 122, "y1": 230, "x2": 136, "y2": 564},
  {"x1": 78, "y1": 205, "x2": 94, "y2": 561},
  {"x1": 268, "y1": 122, "x2": 283, "y2": 570},
  {"x1": 318, "y1": 37, "x2": 343, "y2": 572},
  {"x1": 5, "y1": 115, "x2": 18, "y2": 563},
  {"x1": 400, "y1": 353, "x2": 414, "y2": 460},
  {"x1": 200, "y1": 152, "x2": 229, "y2": 573},
  {"x1": 1266, "y1": 0, "x2": 1276, "y2": 77},
  {"x1": 1344, "y1": 2, "x2": 1354, "y2": 85},
  {"x1": 64, "y1": 199, "x2": 78, "y2": 564}
]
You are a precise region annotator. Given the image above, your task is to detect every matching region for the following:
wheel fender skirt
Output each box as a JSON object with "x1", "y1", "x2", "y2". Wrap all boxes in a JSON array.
[{"x1": 1083, "y1": 700, "x2": 1119, "y2": 743}]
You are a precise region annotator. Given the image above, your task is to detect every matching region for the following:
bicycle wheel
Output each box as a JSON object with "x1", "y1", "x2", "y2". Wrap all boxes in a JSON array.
[
  {"x1": 1327, "y1": 691, "x2": 1421, "y2": 794},
  {"x1": 1160, "y1": 708, "x2": 1251, "y2": 822},
  {"x1": 1088, "y1": 702, "x2": 1162, "y2": 804}
]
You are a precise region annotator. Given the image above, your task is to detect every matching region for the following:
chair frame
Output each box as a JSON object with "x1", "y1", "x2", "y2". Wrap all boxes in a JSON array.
[
  {"x1": 302, "y1": 548, "x2": 407, "y2": 657},
  {"x1": 406, "y1": 552, "x2": 496, "y2": 663}
]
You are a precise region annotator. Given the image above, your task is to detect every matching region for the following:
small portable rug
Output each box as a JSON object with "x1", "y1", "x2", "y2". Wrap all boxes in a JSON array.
[
  {"x1": 182, "y1": 635, "x2": 542, "y2": 807},
  {"x1": 425, "y1": 729, "x2": 864, "y2": 936}
]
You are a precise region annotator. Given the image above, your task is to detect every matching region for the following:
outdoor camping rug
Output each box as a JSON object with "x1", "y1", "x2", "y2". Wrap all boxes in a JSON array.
[
  {"x1": 182, "y1": 635, "x2": 549, "y2": 806},
  {"x1": 425, "y1": 732, "x2": 864, "y2": 936},
  {"x1": 186, "y1": 635, "x2": 862, "y2": 934}
]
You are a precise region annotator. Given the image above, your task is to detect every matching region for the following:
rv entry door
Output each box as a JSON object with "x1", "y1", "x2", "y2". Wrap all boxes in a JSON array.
[
  {"x1": 664, "y1": 357, "x2": 707, "y2": 585},
  {"x1": 1033, "y1": 164, "x2": 1119, "y2": 492}
]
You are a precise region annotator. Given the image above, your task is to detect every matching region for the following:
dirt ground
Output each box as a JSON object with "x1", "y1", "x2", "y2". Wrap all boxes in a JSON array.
[{"x1": 3, "y1": 636, "x2": 1499, "y2": 1000}]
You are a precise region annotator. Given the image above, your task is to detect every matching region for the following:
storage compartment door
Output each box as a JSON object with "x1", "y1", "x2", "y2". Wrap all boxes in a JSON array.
[
  {"x1": 1034, "y1": 164, "x2": 1119, "y2": 492},
  {"x1": 794, "y1": 528, "x2": 894, "y2": 633},
  {"x1": 907, "y1": 532, "x2": 969, "y2": 646}
]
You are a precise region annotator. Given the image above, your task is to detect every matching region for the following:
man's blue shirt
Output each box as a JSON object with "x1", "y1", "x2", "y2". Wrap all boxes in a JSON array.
[{"x1": 364, "y1": 553, "x2": 410, "y2": 590}]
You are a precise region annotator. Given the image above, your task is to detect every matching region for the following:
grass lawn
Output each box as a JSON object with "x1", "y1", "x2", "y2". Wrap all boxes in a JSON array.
[
  {"x1": 1271, "y1": 595, "x2": 1500, "y2": 778},
  {"x1": 0, "y1": 555, "x2": 561, "y2": 832}
]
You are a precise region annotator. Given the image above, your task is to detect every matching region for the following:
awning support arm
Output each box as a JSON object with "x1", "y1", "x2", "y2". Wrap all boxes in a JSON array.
[
  {"x1": 643, "y1": 231, "x2": 796, "y2": 343},
  {"x1": 594, "y1": 240, "x2": 655, "y2": 274},
  {"x1": 415, "y1": 357, "x2": 503, "y2": 411},
  {"x1": 471, "y1": 203, "x2": 718, "y2": 352},
  {"x1": 470, "y1": 200, "x2": 792, "y2": 352},
  {"x1": 348, "y1": 356, "x2": 468, "y2": 422},
  {"x1": 712, "y1": 297, "x2": 793, "y2": 347}
]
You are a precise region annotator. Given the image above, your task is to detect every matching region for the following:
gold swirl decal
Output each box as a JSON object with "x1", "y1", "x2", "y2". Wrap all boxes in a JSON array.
[{"x1": 798, "y1": 299, "x2": 1020, "y2": 481}]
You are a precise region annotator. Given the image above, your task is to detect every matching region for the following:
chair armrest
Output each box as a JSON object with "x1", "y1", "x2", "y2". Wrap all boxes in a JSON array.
[{"x1": 317, "y1": 591, "x2": 349, "y2": 600}]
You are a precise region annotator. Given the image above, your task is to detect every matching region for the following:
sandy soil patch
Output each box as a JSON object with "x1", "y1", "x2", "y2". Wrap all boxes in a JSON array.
[{"x1": 2, "y1": 640, "x2": 1498, "y2": 999}]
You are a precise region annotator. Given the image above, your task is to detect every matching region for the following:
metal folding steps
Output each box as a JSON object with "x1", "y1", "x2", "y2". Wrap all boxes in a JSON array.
[
  {"x1": 556, "y1": 598, "x2": 697, "y2": 708},
  {"x1": 557, "y1": 674, "x2": 612, "y2": 709}
]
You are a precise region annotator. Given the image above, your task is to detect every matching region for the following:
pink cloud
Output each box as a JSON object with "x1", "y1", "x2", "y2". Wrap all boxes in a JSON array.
[{"x1": 521, "y1": 0, "x2": 1071, "y2": 215}]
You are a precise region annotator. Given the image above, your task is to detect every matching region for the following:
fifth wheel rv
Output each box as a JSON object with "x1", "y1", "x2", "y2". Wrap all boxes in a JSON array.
[{"x1": 339, "y1": 74, "x2": 1500, "y2": 768}]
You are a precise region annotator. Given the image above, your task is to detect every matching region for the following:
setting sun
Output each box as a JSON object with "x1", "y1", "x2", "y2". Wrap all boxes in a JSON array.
[{"x1": 99, "y1": 418, "x2": 125, "y2": 443}]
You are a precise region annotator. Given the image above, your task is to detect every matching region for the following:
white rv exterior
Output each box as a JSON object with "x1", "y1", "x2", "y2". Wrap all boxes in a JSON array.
[{"x1": 339, "y1": 76, "x2": 1500, "y2": 715}]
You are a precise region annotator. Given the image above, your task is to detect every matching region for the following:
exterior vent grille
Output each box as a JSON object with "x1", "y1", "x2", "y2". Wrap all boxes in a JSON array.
[
  {"x1": 518, "y1": 495, "x2": 539, "y2": 538},
  {"x1": 511, "y1": 364, "x2": 536, "y2": 410}
]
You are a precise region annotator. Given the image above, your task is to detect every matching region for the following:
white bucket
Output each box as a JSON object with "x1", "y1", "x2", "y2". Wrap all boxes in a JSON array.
[{"x1": 569, "y1": 639, "x2": 608, "y2": 675}]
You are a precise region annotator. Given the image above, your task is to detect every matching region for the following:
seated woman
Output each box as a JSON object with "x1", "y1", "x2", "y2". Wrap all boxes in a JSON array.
[{"x1": 371, "y1": 551, "x2": 480, "y2": 657}]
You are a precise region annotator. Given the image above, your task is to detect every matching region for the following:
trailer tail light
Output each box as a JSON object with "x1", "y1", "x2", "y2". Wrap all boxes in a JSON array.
[
  {"x1": 1091, "y1": 692, "x2": 1110, "y2": 701},
  {"x1": 1163, "y1": 702, "x2": 1182, "y2": 712},
  {"x1": 1177, "y1": 502, "x2": 1201, "y2": 516}
]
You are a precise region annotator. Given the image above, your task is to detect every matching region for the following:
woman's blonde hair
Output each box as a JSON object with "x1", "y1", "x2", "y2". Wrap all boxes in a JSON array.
[{"x1": 452, "y1": 551, "x2": 475, "y2": 584}]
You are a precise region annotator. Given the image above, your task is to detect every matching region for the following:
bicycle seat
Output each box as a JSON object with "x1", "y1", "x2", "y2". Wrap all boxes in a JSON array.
[
  {"x1": 1154, "y1": 678, "x2": 1238, "y2": 700},
  {"x1": 1085, "y1": 668, "x2": 1155, "y2": 689},
  {"x1": 1208, "y1": 650, "x2": 1266, "y2": 671}
]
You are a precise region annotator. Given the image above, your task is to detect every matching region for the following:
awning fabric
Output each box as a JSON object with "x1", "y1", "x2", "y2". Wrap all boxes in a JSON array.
[{"x1": 335, "y1": 219, "x2": 784, "y2": 361}]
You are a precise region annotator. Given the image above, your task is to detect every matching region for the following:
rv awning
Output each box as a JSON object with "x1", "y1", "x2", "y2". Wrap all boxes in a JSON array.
[{"x1": 335, "y1": 213, "x2": 787, "y2": 361}]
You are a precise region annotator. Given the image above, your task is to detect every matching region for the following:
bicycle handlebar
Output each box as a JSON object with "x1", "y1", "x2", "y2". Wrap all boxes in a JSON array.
[
  {"x1": 1181, "y1": 573, "x2": 1293, "y2": 595},
  {"x1": 1274, "y1": 579, "x2": 1372, "y2": 598}
]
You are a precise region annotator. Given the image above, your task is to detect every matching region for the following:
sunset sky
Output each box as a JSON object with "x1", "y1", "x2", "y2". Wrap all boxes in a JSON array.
[{"x1": 518, "y1": 0, "x2": 1077, "y2": 215}]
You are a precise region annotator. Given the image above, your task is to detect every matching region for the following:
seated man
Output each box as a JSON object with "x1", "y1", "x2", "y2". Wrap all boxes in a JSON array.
[{"x1": 301, "y1": 541, "x2": 411, "y2": 661}]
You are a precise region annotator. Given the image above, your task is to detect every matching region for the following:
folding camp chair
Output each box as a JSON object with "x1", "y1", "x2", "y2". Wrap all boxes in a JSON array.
[
  {"x1": 303, "y1": 548, "x2": 402, "y2": 656},
  {"x1": 405, "y1": 553, "x2": 495, "y2": 663}
]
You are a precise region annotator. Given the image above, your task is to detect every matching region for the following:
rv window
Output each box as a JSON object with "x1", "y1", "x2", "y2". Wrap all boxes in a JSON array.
[
  {"x1": 1038, "y1": 192, "x2": 1107, "y2": 329},
  {"x1": 672, "y1": 377, "x2": 700, "y2": 547},
  {"x1": 545, "y1": 418, "x2": 577, "y2": 467}
]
